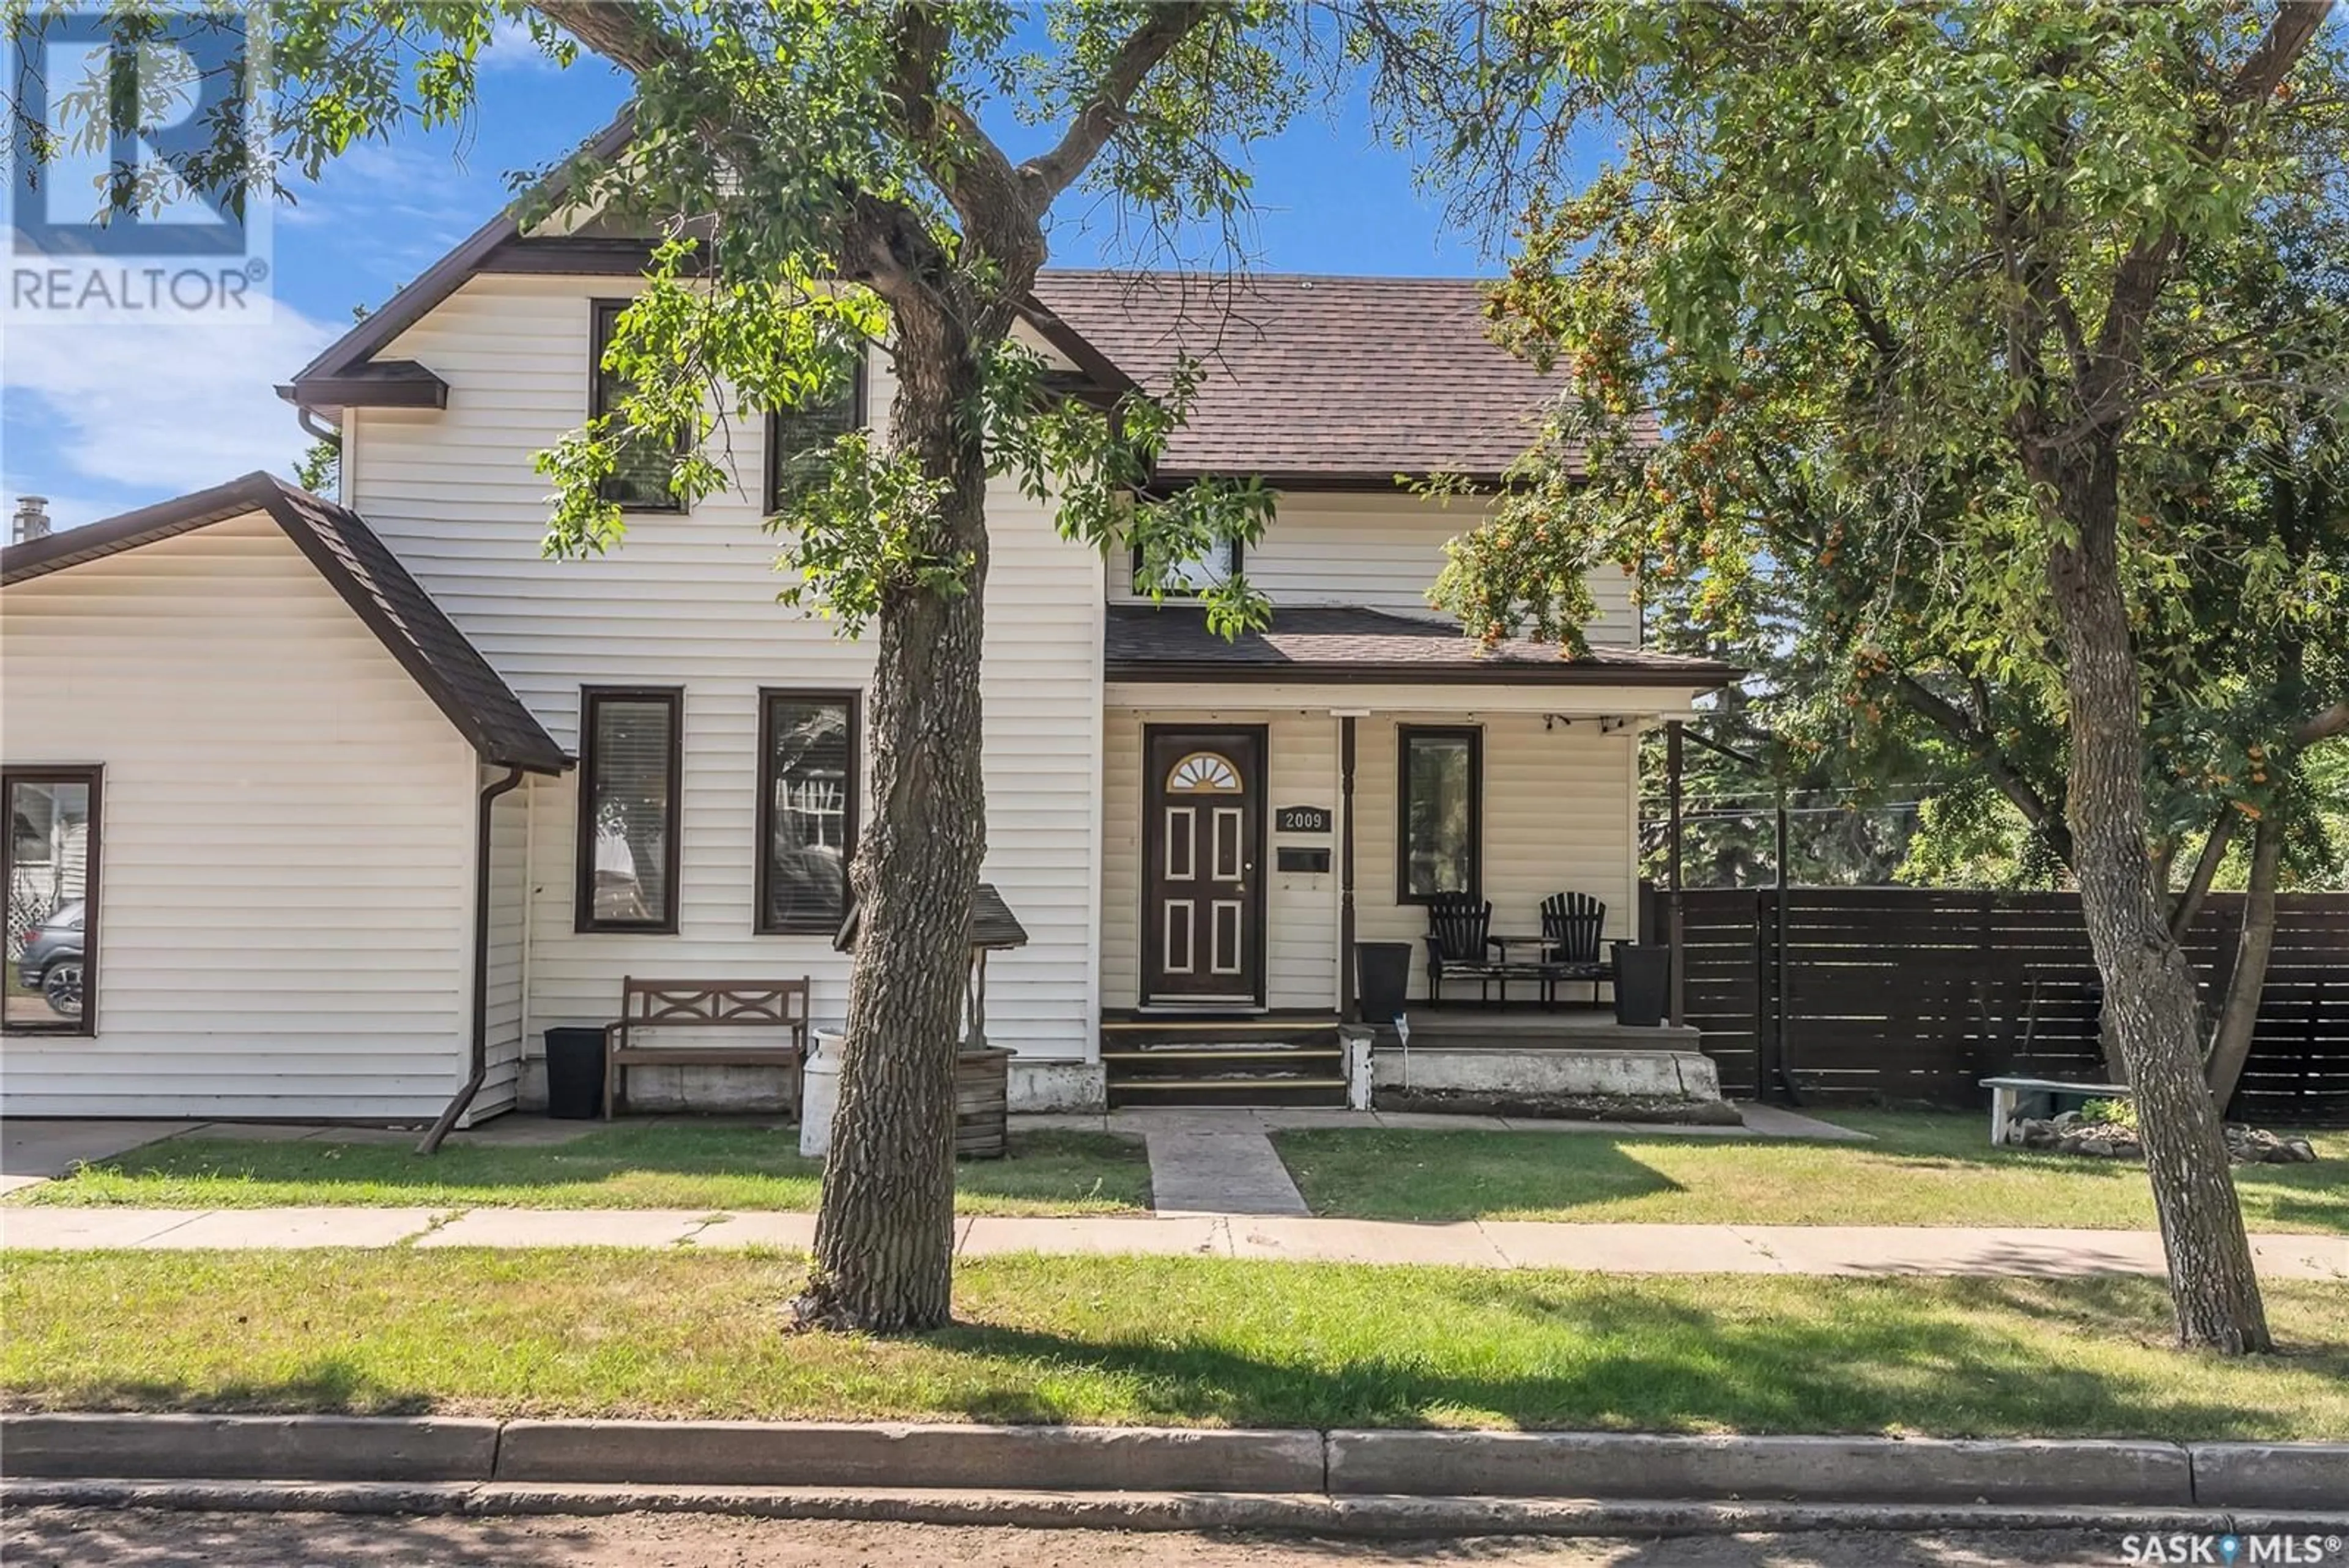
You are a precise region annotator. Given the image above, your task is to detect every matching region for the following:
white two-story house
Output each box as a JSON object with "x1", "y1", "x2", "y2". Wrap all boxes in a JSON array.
[{"x1": 0, "y1": 160, "x2": 1735, "y2": 1123}]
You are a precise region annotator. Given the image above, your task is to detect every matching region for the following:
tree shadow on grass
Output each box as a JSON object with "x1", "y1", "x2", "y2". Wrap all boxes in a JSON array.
[{"x1": 924, "y1": 1270, "x2": 2337, "y2": 1441}]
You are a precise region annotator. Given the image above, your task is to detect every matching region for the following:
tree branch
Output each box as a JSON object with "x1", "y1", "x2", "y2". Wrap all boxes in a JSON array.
[
  {"x1": 1017, "y1": 1, "x2": 1215, "y2": 214},
  {"x1": 2296, "y1": 697, "x2": 2349, "y2": 745},
  {"x1": 529, "y1": 0, "x2": 692, "y2": 73},
  {"x1": 2168, "y1": 808, "x2": 2237, "y2": 942},
  {"x1": 1891, "y1": 671, "x2": 2079, "y2": 868}
]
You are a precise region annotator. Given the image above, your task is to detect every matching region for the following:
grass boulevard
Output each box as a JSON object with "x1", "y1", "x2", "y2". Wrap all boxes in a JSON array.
[{"x1": 6, "y1": 1249, "x2": 2346, "y2": 1440}]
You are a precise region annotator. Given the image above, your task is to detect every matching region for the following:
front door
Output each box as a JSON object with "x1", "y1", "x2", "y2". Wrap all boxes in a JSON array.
[{"x1": 1142, "y1": 727, "x2": 1266, "y2": 1006}]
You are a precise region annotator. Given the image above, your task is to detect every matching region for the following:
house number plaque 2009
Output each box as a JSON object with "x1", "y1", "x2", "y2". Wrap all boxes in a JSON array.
[{"x1": 1275, "y1": 806, "x2": 1332, "y2": 834}]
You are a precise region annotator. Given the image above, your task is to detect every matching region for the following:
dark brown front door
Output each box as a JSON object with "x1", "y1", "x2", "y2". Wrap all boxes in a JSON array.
[{"x1": 1143, "y1": 727, "x2": 1266, "y2": 1005}]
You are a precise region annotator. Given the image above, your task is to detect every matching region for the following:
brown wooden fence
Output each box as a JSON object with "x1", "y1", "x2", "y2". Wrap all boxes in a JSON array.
[{"x1": 1664, "y1": 886, "x2": 2349, "y2": 1123}]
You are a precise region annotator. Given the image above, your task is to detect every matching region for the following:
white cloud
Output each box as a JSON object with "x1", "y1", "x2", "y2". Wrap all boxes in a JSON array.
[
  {"x1": 1, "y1": 306, "x2": 336, "y2": 501},
  {"x1": 481, "y1": 16, "x2": 564, "y2": 72}
]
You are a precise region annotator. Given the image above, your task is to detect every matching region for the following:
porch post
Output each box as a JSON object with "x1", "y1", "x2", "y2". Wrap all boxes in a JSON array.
[
  {"x1": 1666, "y1": 719, "x2": 1685, "y2": 1027},
  {"x1": 1339, "y1": 713, "x2": 1358, "y2": 1023}
]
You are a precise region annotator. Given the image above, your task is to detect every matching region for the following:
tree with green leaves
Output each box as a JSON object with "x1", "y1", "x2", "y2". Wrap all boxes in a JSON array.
[
  {"x1": 1393, "y1": 1, "x2": 2347, "y2": 1352},
  {"x1": 15, "y1": 0, "x2": 1326, "y2": 1332}
]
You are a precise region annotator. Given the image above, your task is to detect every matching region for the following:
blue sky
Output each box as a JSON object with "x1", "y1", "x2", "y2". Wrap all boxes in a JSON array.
[{"x1": 3, "y1": 27, "x2": 1493, "y2": 535}]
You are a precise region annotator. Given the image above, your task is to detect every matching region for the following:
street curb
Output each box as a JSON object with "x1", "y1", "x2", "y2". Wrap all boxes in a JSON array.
[
  {"x1": 8, "y1": 1478, "x2": 2349, "y2": 1539},
  {"x1": 2189, "y1": 1443, "x2": 2349, "y2": 1510},
  {"x1": 2, "y1": 1413, "x2": 500, "y2": 1482},
  {"x1": 1326, "y1": 1430, "x2": 2194, "y2": 1505},
  {"x1": 495, "y1": 1419, "x2": 1326, "y2": 1493},
  {"x1": 6, "y1": 1415, "x2": 2346, "y2": 1516}
]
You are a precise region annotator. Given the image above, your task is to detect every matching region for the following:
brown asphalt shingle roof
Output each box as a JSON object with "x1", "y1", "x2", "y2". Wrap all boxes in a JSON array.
[
  {"x1": 1030, "y1": 272, "x2": 1564, "y2": 484},
  {"x1": 1, "y1": 473, "x2": 570, "y2": 774},
  {"x1": 1105, "y1": 604, "x2": 1740, "y2": 687}
]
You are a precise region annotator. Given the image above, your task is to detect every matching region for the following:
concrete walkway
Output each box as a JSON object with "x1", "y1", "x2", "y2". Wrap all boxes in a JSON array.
[
  {"x1": 1143, "y1": 1128, "x2": 1309, "y2": 1216},
  {"x1": 3, "y1": 1205, "x2": 2340, "y2": 1279}
]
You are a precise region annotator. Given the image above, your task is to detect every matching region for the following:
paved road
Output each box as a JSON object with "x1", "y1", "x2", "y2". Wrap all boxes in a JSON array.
[{"x1": 3, "y1": 1508, "x2": 2127, "y2": 1567}]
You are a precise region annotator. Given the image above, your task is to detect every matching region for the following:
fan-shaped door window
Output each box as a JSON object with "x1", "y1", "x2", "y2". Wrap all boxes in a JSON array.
[{"x1": 1166, "y1": 751, "x2": 1242, "y2": 795}]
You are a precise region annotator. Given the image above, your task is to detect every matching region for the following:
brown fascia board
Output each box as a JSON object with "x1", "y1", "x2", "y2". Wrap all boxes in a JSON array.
[
  {"x1": 1104, "y1": 659, "x2": 1742, "y2": 689},
  {"x1": 283, "y1": 109, "x2": 1135, "y2": 412},
  {"x1": 1, "y1": 472, "x2": 570, "y2": 775},
  {"x1": 281, "y1": 113, "x2": 638, "y2": 408}
]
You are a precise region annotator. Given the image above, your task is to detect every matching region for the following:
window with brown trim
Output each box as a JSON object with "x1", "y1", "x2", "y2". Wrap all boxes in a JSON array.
[
  {"x1": 1397, "y1": 725, "x2": 1480, "y2": 904},
  {"x1": 4, "y1": 765, "x2": 101, "y2": 1036},
  {"x1": 763, "y1": 362, "x2": 866, "y2": 513},
  {"x1": 576, "y1": 689, "x2": 682, "y2": 932},
  {"x1": 590, "y1": 299, "x2": 686, "y2": 513},
  {"x1": 757, "y1": 690, "x2": 859, "y2": 934}
]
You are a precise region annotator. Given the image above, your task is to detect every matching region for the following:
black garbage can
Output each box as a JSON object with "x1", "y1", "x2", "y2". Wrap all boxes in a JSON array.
[
  {"x1": 1612, "y1": 942, "x2": 1670, "y2": 1028},
  {"x1": 544, "y1": 1026, "x2": 607, "y2": 1120},
  {"x1": 1355, "y1": 941, "x2": 1413, "y2": 1028}
]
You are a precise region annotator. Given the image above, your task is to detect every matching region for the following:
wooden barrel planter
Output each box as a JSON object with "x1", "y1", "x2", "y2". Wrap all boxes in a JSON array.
[{"x1": 956, "y1": 1046, "x2": 1015, "y2": 1160}]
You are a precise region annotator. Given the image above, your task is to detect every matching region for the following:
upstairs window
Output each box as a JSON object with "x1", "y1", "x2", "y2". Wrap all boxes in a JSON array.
[
  {"x1": 1132, "y1": 538, "x2": 1242, "y2": 598},
  {"x1": 590, "y1": 300, "x2": 686, "y2": 512},
  {"x1": 4, "y1": 766, "x2": 100, "y2": 1035},
  {"x1": 757, "y1": 691, "x2": 859, "y2": 934},
  {"x1": 576, "y1": 689, "x2": 682, "y2": 933},
  {"x1": 763, "y1": 364, "x2": 866, "y2": 513},
  {"x1": 1397, "y1": 726, "x2": 1480, "y2": 903}
]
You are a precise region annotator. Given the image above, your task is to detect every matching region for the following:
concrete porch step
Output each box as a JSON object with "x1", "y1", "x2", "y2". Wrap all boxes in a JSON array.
[{"x1": 1110, "y1": 1076, "x2": 1349, "y2": 1108}]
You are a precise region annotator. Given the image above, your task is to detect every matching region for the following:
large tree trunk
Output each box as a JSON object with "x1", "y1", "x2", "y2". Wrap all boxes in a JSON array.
[
  {"x1": 796, "y1": 295, "x2": 993, "y2": 1334},
  {"x1": 2042, "y1": 448, "x2": 2270, "y2": 1354},
  {"x1": 2205, "y1": 806, "x2": 2283, "y2": 1115}
]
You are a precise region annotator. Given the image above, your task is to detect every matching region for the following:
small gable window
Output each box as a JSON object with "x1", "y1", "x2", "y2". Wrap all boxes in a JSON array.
[
  {"x1": 1132, "y1": 538, "x2": 1242, "y2": 598},
  {"x1": 764, "y1": 365, "x2": 866, "y2": 514},
  {"x1": 590, "y1": 299, "x2": 686, "y2": 513}
]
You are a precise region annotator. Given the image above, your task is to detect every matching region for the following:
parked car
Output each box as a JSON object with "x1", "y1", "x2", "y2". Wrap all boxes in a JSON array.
[{"x1": 17, "y1": 901, "x2": 83, "y2": 1019}]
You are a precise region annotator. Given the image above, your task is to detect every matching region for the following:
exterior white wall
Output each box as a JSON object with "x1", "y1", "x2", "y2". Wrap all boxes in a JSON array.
[
  {"x1": 1354, "y1": 712, "x2": 1642, "y2": 1001},
  {"x1": 1110, "y1": 491, "x2": 1641, "y2": 647},
  {"x1": 0, "y1": 515, "x2": 478, "y2": 1119},
  {"x1": 1100, "y1": 699, "x2": 1642, "y2": 1013},
  {"x1": 351, "y1": 275, "x2": 1104, "y2": 1076}
]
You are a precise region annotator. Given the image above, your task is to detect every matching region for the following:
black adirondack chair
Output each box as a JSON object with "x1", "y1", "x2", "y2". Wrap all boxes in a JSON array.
[
  {"x1": 1539, "y1": 891, "x2": 1612, "y2": 1008},
  {"x1": 1423, "y1": 893, "x2": 1505, "y2": 1006}
]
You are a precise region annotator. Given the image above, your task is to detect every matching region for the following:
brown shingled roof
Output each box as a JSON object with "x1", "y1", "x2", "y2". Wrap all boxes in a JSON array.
[
  {"x1": 1031, "y1": 272, "x2": 1562, "y2": 485},
  {"x1": 2, "y1": 474, "x2": 570, "y2": 774},
  {"x1": 1105, "y1": 604, "x2": 1740, "y2": 688}
]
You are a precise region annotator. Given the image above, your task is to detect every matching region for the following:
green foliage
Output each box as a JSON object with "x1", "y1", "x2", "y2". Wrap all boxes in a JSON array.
[
  {"x1": 291, "y1": 436, "x2": 340, "y2": 497},
  {"x1": 2082, "y1": 1099, "x2": 2140, "y2": 1132},
  {"x1": 18, "y1": 1, "x2": 1322, "y2": 631},
  {"x1": 1403, "y1": 2, "x2": 2349, "y2": 891}
]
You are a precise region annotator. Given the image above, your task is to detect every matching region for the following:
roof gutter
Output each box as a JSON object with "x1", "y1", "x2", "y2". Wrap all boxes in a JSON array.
[{"x1": 418, "y1": 764, "x2": 528, "y2": 1154}]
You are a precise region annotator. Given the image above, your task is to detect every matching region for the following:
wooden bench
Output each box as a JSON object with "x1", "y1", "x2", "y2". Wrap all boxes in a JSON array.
[
  {"x1": 603, "y1": 977, "x2": 811, "y2": 1120},
  {"x1": 1981, "y1": 1074, "x2": 2129, "y2": 1146}
]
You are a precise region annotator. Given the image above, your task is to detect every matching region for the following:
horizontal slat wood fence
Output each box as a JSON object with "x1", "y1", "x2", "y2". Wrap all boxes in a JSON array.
[{"x1": 1665, "y1": 886, "x2": 2348, "y2": 1124}]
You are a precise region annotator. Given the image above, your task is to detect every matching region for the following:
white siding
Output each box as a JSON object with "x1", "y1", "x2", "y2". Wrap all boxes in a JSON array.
[
  {"x1": 351, "y1": 275, "x2": 1103, "y2": 1061},
  {"x1": 1101, "y1": 702, "x2": 1639, "y2": 1012},
  {"x1": 1110, "y1": 491, "x2": 1641, "y2": 647},
  {"x1": 0, "y1": 515, "x2": 478, "y2": 1118},
  {"x1": 1355, "y1": 712, "x2": 1641, "y2": 1001}
]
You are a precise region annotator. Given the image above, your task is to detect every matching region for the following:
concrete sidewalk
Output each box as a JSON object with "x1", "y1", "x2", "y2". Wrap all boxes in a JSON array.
[{"x1": 3, "y1": 1205, "x2": 2341, "y2": 1279}]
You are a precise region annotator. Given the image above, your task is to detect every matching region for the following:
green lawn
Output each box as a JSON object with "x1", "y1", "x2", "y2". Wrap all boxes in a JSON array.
[
  {"x1": 6, "y1": 1249, "x2": 2344, "y2": 1439},
  {"x1": 12, "y1": 1126, "x2": 1149, "y2": 1217},
  {"x1": 1274, "y1": 1113, "x2": 2349, "y2": 1232}
]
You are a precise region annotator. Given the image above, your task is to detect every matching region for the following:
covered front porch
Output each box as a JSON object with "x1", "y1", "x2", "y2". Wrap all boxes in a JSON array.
[{"x1": 1096, "y1": 604, "x2": 1739, "y2": 1107}]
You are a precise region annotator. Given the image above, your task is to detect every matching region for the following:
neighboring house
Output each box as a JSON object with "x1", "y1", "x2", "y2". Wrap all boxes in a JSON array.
[{"x1": 0, "y1": 155, "x2": 1736, "y2": 1123}]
